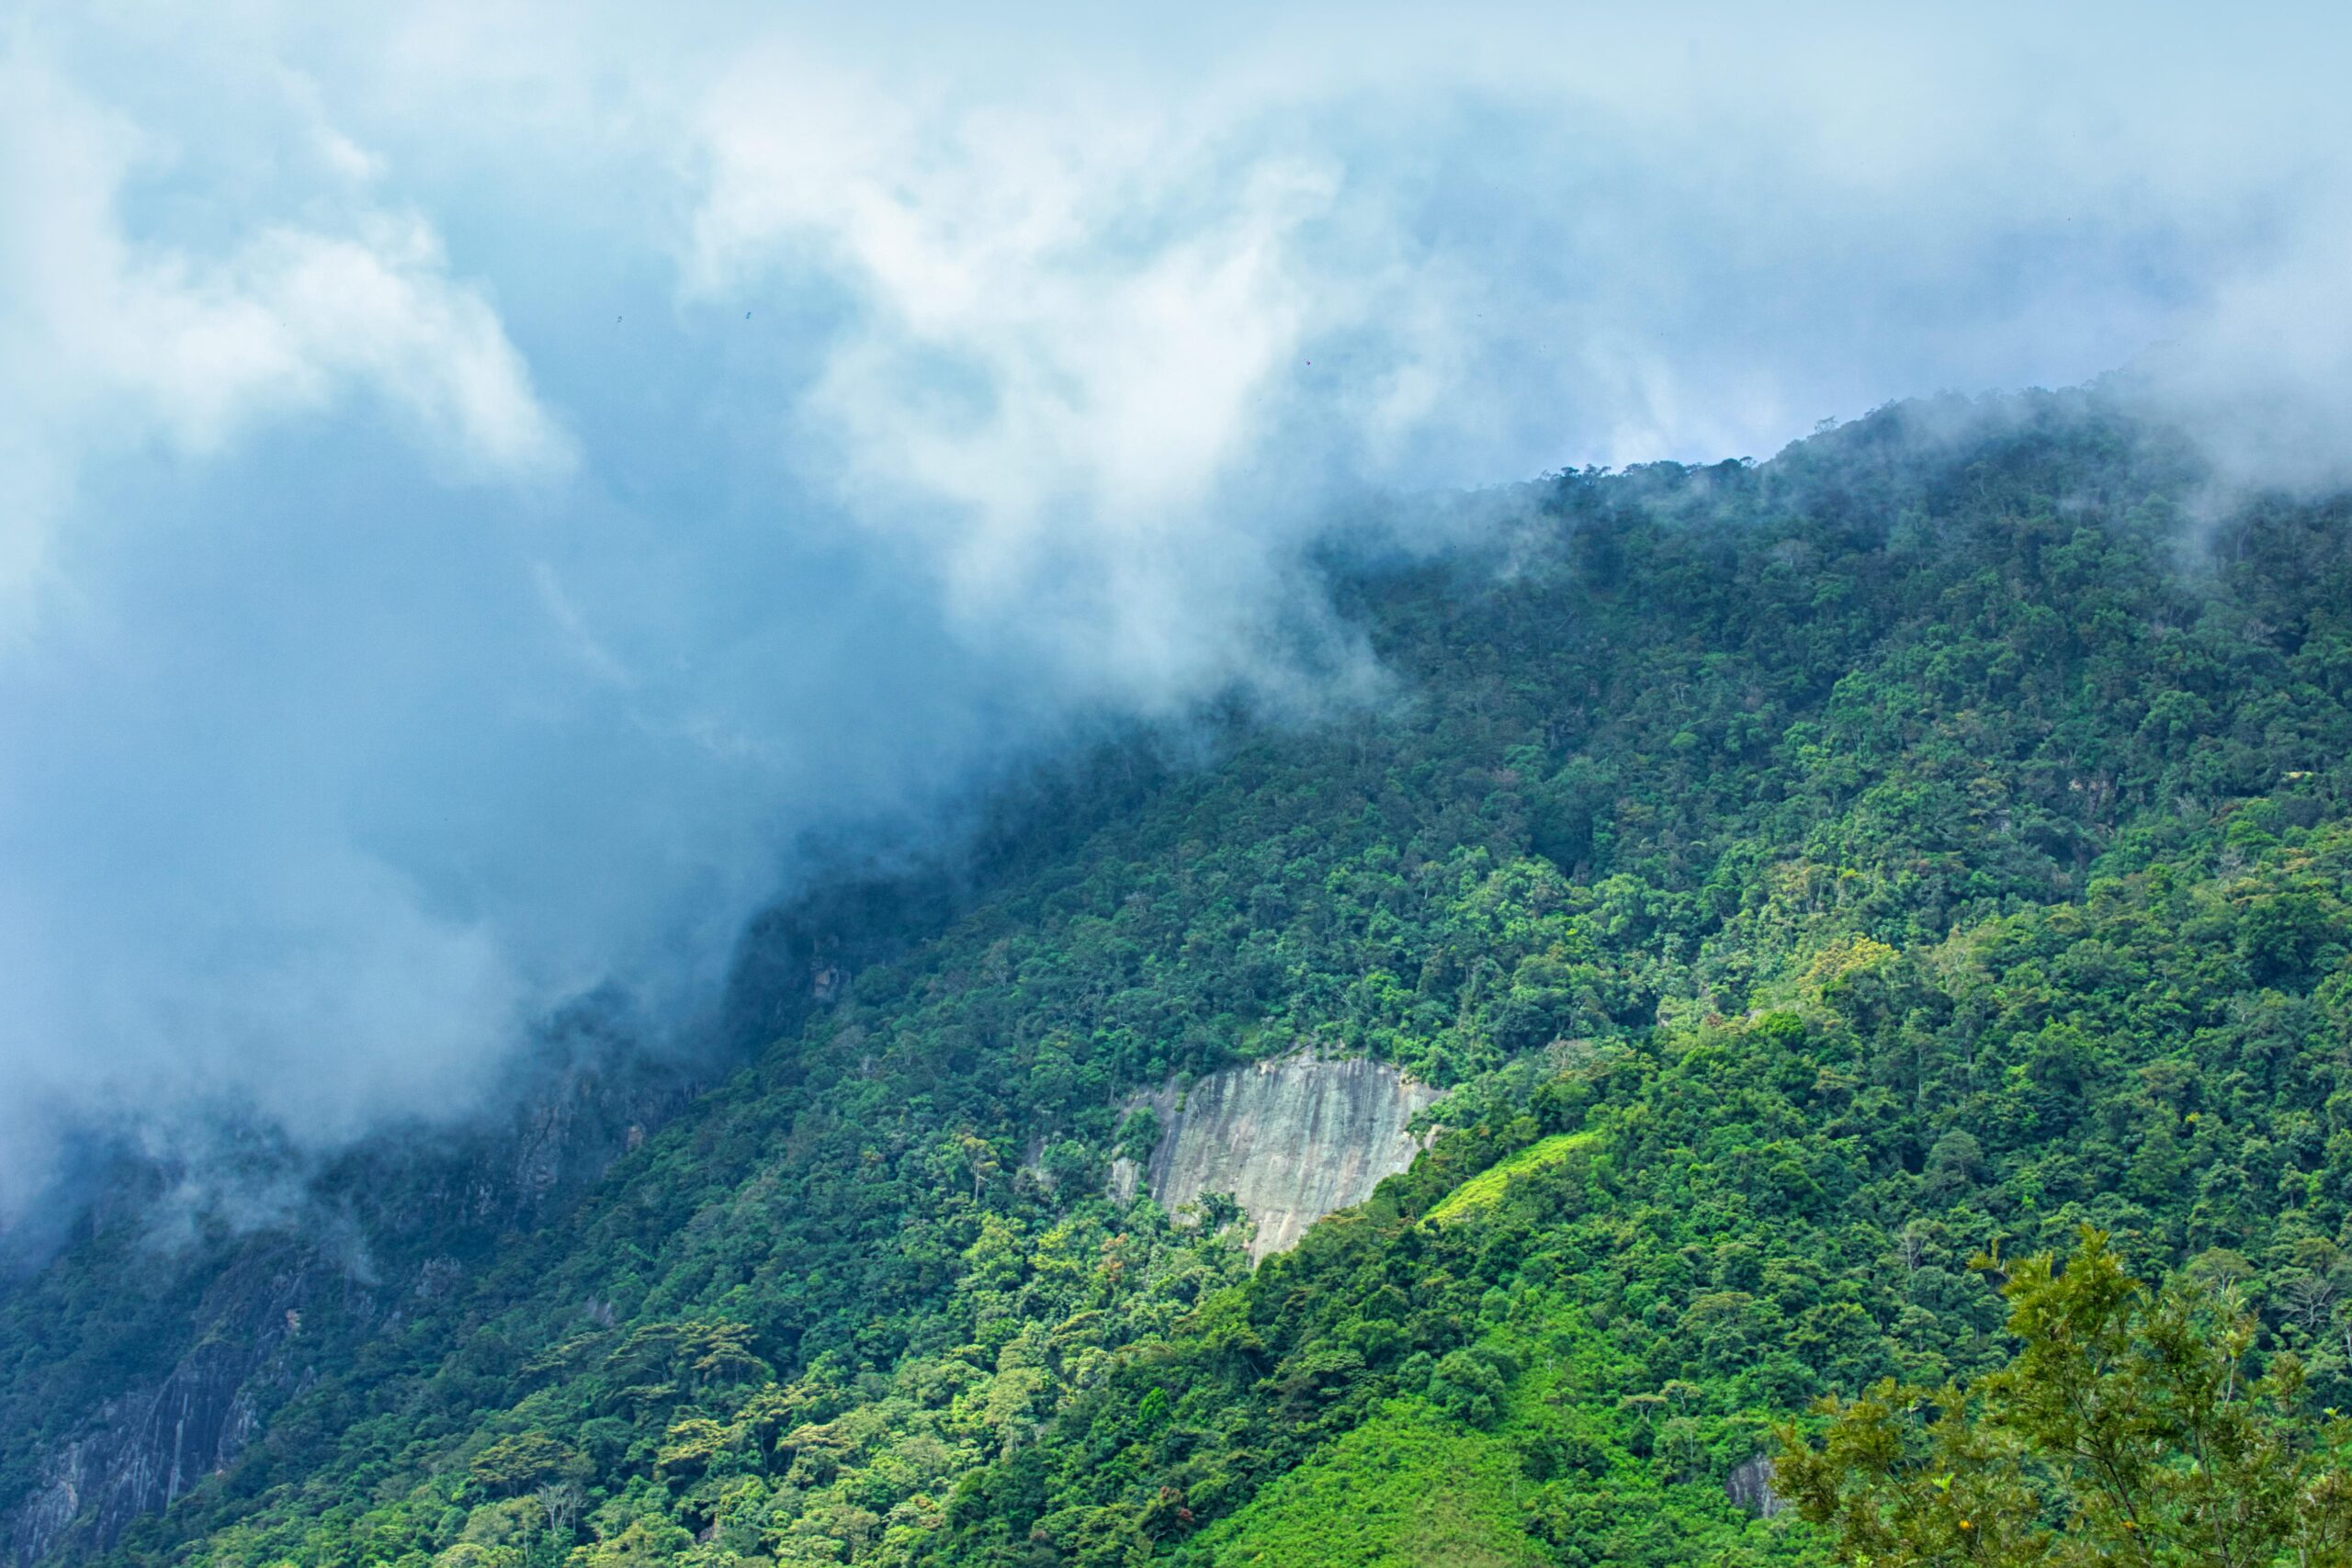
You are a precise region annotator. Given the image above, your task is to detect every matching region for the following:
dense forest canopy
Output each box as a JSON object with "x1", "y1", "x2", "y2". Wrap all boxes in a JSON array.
[
  {"x1": 1781, "y1": 1228, "x2": 2352, "y2": 1568},
  {"x1": 4, "y1": 390, "x2": 2350, "y2": 1566}
]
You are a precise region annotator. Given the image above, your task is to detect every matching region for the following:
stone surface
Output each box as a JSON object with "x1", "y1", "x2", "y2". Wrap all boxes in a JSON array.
[
  {"x1": 5, "y1": 1246, "x2": 311, "y2": 1567},
  {"x1": 2, "y1": 1044, "x2": 699, "y2": 1567},
  {"x1": 1124, "y1": 1054, "x2": 1440, "y2": 1262},
  {"x1": 1725, "y1": 1452, "x2": 1785, "y2": 1517}
]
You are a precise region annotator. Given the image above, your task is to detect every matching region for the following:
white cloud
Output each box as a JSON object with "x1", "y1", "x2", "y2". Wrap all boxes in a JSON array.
[
  {"x1": 5, "y1": 0, "x2": 2352, "y2": 1226},
  {"x1": 662, "y1": 7, "x2": 2352, "y2": 726},
  {"x1": 684, "y1": 60, "x2": 1489, "y2": 711},
  {"x1": 2128, "y1": 205, "x2": 2352, "y2": 495},
  {"x1": 0, "y1": 45, "x2": 567, "y2": 634}
]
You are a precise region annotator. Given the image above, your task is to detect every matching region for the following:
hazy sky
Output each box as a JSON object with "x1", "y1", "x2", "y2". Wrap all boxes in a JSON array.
[{"x1": 2, "y1": 1, "x2": 2346, "y2": 1221}]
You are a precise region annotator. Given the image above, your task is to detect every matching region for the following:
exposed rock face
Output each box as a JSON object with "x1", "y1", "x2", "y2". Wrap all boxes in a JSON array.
[
  {"x1": 1, "y1": 1050, "x2": 698, "y2": 1567},
  {"x1": 1725, "y1": 1453, "x2": 1785, "y2": 1517},
  {"x1": 0, "y1": 865, "x2": 967, "y2": 1565},
  {"x1": 6, "y1": 1245, "x2": 316, "y2": 1567},
  {"x1": 1123, "y1": 1054, "x2": 1440, "y2": 1261}
]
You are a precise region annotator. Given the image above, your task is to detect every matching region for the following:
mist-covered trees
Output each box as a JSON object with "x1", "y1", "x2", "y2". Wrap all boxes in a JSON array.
[{"x1": 4, "y1": 394, "x2": 2351, "y2": 1566}]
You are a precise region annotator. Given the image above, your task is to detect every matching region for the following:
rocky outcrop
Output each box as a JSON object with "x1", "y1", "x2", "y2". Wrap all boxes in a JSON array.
[
  {"x1": 1, "y1": 1043, "x2": 697, "y2": 1566},
  {"x1": 1725, "y1": 1453, "x2": 1785, "y2": 1517},
  {"x1": 1117, "y1": 1054, "x2": 1440, "y2": 1261},
  {"x1": 6, "y1": 1246, "x2": 316, "y2": 1566}
]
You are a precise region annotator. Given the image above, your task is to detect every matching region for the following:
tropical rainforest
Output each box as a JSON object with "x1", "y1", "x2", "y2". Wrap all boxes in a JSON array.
[{"x1": 5, "y1": 389, "x2": 2352, "y2": 1567}]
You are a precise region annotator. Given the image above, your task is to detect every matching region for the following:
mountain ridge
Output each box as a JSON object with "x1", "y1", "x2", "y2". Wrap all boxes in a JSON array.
[{"x1": 5, "y1": 389, "x2": 2349, "y2": 1566}]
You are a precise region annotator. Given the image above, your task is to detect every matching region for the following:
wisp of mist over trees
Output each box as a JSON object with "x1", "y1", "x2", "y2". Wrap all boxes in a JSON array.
[
  {"x1": 4, "y1": 0, "x2": 2348, "y2": 1226},
  {"x1": 6, "y1": 6, "x2": 2352, "y2": 1566}
]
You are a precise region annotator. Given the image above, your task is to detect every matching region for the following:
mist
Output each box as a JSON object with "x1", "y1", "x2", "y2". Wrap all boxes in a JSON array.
[{"x1": 2, "y1": 1, "x2": 2346, "y2": 1224}]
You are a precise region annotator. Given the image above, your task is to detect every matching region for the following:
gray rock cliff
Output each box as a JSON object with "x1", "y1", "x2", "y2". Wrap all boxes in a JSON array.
[
  {"x1": 1725, "y1": 1452, "x2": 1785, "y2": 1517},
  {"x1": 1118, "y1": 1054, "x2": 1439, "y2": 1261}
]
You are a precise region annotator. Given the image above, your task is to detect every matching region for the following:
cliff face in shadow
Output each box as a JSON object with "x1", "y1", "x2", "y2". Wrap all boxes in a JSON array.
[
  {"x1": 4, "y1": 1244, "x2": 315, "y2": 1568},
  {"x1": 0, "y1": 772, "x2": 1155, "y2": 1567},
  {"x1": 1117, "y1": 1055, "x2": 1440, "y2": 1261},
  {"x1": 0, "y1": 1042, "x2": 704, "y2": 1568}
]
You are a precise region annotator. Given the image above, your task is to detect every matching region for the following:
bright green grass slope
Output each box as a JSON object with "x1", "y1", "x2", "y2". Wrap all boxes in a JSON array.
[
  {"x1": 1192, "y1": 1141, "x2": 1809, "y2": 1568},
  {"x1": 1192, "y1": 1404, "x2": 1543, "y2": 1568},
  {"x1": 1426, "y1": 1134, "x2": 1593, "y2": 1224}
]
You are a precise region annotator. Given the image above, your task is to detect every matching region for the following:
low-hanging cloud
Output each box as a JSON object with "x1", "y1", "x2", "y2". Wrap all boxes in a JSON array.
[
  {"x1": 0, "y1": 48, "x2": 567, "y2": 634},
  {"x1": 2, "y1": 0, "x2": 2348, "y2": 1226},
  {"x1": 683, "y1": 52, "x2": 1486, "y2": 712}
]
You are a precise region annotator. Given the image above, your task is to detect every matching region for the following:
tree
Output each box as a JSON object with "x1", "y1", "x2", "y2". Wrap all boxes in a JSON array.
[
  {"x1": 1777, "y1": 1228, "x2": 2352, "y2": 1565},
  {"x1": 469, "y1": 1432, "x2": 580, "y2": 1496},
  {"x1": 536, "y1": 1481, "x2": 584, "y2": 1543}
]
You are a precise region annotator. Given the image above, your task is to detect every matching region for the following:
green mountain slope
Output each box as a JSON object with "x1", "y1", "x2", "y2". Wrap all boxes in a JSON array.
[{"x1": 5, "y1": 391, "x2": 2351, "y2": 1567}]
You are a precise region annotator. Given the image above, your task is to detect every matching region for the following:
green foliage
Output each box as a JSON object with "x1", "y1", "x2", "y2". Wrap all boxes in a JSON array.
[
  {"x1": 1778, "y1": 1228, "x2": 2352, "y2": 1565},
  {"x1": 5, "y1": 392, "x2": 2352, "y2": 1567},
  {"x1": 1426, "y1": 1134, "x2": 1592, "y2": 1224},
  {"x1": 1191, "y1": 1403, "x2": 1546, "y2": 1567},
  {"x1": 470, "y1": 1433, "x2": 585, "y2": 1496}
]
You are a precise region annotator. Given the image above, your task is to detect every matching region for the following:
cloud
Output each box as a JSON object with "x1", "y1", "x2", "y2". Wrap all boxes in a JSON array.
[
  {"x1": 2127, "y1": 205, "x2": 2352, "y2": 495},
  {"x1": 3, "y1": 0, "x2": 2350, "y2": 1225},
  {"x1": 685, "y1": 57, "x2": 1440, "y2": 710},
  {"x1": 0, "y1": 44, "x2": 566, "y2": 634},
  {"x1": 0, "y1": 34, "x2": 578, "y2": 1213}
]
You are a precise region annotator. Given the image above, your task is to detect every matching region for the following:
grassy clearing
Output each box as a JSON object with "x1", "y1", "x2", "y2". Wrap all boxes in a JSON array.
[
  {"x1": 1194, "y1": 1401, "x2": 1546, "y2": 1568},
  {"x1": 1425, "y1": 1133, "x2": 1593, "y2": 1224}
]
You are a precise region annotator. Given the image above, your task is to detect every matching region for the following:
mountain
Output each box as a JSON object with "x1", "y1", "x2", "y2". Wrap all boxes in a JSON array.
[{"x1": 4, "y1": 390, "x2": 2349, "y2": 1567}]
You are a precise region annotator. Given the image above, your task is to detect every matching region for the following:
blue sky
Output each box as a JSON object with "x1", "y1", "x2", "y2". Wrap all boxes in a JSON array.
[{"x1": 2, "y1": 0, "x2": 2346, "y2": 1220}]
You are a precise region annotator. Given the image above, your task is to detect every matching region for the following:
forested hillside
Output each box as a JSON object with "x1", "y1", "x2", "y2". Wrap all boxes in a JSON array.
[{"x1": 6, "y1": 391, "x2": 2351, "y2": 1567}]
